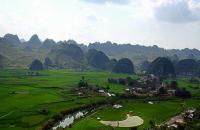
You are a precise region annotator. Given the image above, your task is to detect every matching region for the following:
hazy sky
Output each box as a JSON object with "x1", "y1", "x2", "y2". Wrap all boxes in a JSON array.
[{"x1": 0, "y1": 0, "x2": 200, "y2": 49}]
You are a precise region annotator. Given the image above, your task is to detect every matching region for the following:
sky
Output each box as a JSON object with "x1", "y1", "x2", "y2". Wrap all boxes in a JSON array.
[{"x1": 0, "y1": 0, "x2": 200, "y2": 49}]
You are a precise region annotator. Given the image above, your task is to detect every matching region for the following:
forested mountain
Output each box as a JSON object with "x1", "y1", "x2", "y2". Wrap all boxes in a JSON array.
[
  {"x1": 112, "y1": 58, "x2": 134, "y2": 74},
  {"x1": 39, "y1": 39, "x2": 56, "y2": 51},
  {"x1": 176, "y1": 59, "x2": 199, "y2": 76},
  {"x1": 87, "y1": 42, "x2": 200, "y2": 66},
  {"x1": 1, "y1": 34, "x2": 21, "y2": 45},
  {"x1": 48, "y1": 40, "x2": 85, "y2": 68},
  {"x1": 0, "y1": 33, "x2": 200, "y2": 71},
  {"x1": 86, "y1": 49, "x2": 110, "y2": 70},
  {"x1": 29, "y1": 59, "x2": 43, "y2": 71},
  {"x1": 147, "y1": 57, "x2": 175, "y2": 77},
  {"x1": 26, "y1": 34, "x2": 42, "y2": 48}
]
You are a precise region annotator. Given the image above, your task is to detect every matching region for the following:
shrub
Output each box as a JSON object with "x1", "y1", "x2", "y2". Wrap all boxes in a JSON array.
[
  {"x1": 175, "y1": 88, "x2": 191, "y2": 98},
  {"x1": 158, "y1": 87, "x2": 167, "y2": 95},
  {"x1": 170, "y1": 81, "x2": 178, "y2": 89}
]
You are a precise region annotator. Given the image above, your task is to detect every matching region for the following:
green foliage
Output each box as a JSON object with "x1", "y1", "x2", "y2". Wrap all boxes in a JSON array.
[
  {"x1": 149, "y1": 120, "x2": 156, "y2": 129},
  {"x1": 158, "y1": 87, "x2": 167, "y2": 95},
  {"x1": 175, "y1": 88, "x2": 191, "y2": 98},
  {"x1": 106, "y1": 84, "x2": 110, "y2": 91},
  {"x1": 167, "y1": 77, "x2": 200, "y2": 97},
  {"x1": 170, "y1": 81, "x2": 178, "y2": 89},
  {"x1": 78, "y1": 76, "x2": 88, "y2": 88},
  {"x1": 189, "y1": 77, "x2": 199, "y2": 83}
]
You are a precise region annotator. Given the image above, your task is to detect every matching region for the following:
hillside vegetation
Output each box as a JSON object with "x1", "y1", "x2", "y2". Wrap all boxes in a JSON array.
[{"x1": 1, "y1": 34, "x2": 200, "y2": 70}]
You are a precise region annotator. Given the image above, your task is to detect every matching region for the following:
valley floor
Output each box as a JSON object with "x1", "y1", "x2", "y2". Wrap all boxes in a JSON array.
[
  {"x1": 0, "y1": 69, "x2": 199, "y2": 130},
  {"x1": 67, "y1": 99, "x2": 200, "y2": 130}
]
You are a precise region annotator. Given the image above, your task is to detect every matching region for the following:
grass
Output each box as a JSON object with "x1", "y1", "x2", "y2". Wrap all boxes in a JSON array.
[
  {"x1": 0, "y1": 69, "x2": 131, "y2": 130},
  {"x1": 167, "y1": 77, "x2": 200, "y2": 97},
  {"x1": 0, "y1": 69, "x2": 200, "y2": 130},
  {"x1": 68, "y1": 99, "x2": 200, "y2": 130}
]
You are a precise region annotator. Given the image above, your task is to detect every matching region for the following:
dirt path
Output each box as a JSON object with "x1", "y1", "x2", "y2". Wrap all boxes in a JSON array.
[{"x1": 100, "y1": 114, "x2": 144, "y2": 127}]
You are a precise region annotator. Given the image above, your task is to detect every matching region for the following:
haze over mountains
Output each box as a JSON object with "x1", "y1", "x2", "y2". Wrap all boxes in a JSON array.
[{"x1": 0, "y1": 33, "x2": 200, "y2": 70}]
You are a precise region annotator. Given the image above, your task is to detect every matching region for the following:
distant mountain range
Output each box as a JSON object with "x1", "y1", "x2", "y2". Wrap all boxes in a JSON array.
[
  {"x1": 86, "y1": 42, "x2": 200, "y2": 66},
  {"x1": 0, "y1": 33, "x2": 200, "y2": 70}
]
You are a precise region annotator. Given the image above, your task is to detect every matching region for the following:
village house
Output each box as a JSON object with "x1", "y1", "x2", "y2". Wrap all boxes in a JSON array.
[
  {"x1": 164, "y1": 109, "x2": 196, "y2": 129},
  {"x1": 167, "y1": 89, "x2": 176, "y2": 96},
  {"x1": 142, "y1": 74, "x2": 159, "y2": 82},
  {"x1": 98, "y1": 89, "x2": 107, "y2": 96}
]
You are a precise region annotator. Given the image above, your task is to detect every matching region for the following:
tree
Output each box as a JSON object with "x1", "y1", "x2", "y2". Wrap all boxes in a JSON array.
[
  {"x1": 106, "y1": 84, "x2": 110, "y2": 91},
  {"x1": 189, "y1": 77, "x2": 199, "y2": 83},
  {"x1": 175, "y1": 88, "x2": 191, "y2": 98},
  {"x1": 118, "y1": 78, "x2": 126, "y2": 85},
  {"x1": 149, "y1": 120, "x2": 156, "y2": 129},
  {"x1": 95, "y1": 84, "x2": 100, "y2": 89},
  {"x1": 170, "y1": 81, "x2": 178, "y2": 89},
  {"x1": 78, "y1": 76, "x2": 88, "y2": 88},
  {"x1": 29, "y1": 59, "x2": 43, "y2": 71},
  {"x1": 159, "y1": 87, "x2": 167, "y2": 95}
]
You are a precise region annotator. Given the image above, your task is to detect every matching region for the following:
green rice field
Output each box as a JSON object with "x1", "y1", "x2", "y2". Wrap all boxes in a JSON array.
[{"x1": 0, "y1": 69, "x2": 199, "y2": 130}]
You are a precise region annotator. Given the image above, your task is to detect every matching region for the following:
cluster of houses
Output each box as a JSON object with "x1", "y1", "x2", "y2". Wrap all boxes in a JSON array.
[
  {"x1": 76, "y1": 74, "x2": 180, "y2": 98},
  {"x1": 164, "y1": 109, "x2": 196, "y2": 129},
  {"x1": 97, "y1": 89, "x2": 116, "y2": 97},
  {"x1": 109, "y1": 74, "x2": 177, "y2": 97},
  {"x1": 76, "y1": 83, "x2": 116, "y2": 97},
  {"x1": 141, "y1": 74, "x2": 177, "y2": 96}
]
